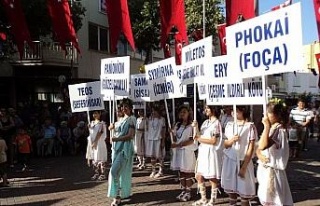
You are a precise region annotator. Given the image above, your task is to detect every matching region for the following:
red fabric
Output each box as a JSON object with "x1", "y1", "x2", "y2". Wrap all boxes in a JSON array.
[
  {"x1": 1, "y1": 0, "x2": 32, "y2": 59},
  {"x1": 315, "y1": 53, "x2": 320, "y2": 88},
  {"x1": 271, "y1": 0, "x2": 292, "y2": 11},
  {"x1": 174, "y1": 33, "x2": 183, "y2": 65},
  {"x1": 314, "y1": 0, "x2": 320, "y2": 41},
  {"x1": 0, "y1": 32, "x2": 6, "y2": 41},
  {"x1": 226, "y1": 0, "x2": 257, "y2": 26},
  {"x1": 160, "y1": 0, "x2": 188, "y2": 49},
  {"x1": 106, "y1": 0, "x2": 135, "y2": 53},
  {"x1": 163, "y1": 43, "x2": 171, "y2": 58},
  {"x1": 217, "y1": 23, "x2": 227, "y2": 55},
  {"x1": 191, "y1": 29, "x2": 203, "y2": 41},
  {"x1": 47, "y1": 0, "x2": 80, "y2": 53}
]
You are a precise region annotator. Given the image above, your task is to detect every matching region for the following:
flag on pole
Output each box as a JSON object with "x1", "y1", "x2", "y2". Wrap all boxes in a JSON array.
[
  {"x1": 106, "y1": 0, "x2": 135, "y2": 53},
  {"x1": 160, "y1": 0, "x2": 188, "y2": 49},
  {"x1": 271, "y1": 0, "x2": 292, "y2": 11},
  {"x1": 174, "y1": 33, "x2": 183, "y2": 65},
  {"x1": 163, "y1": 43, "x2": 171, "y2": 58},
  {"x1": 0, "y1": 33, "x2": 6, "y2": 41},
  {"x1": 313, "y1": 0, "x2": 320, "y2": 41},
  {"x1": 217, "y1": 23, "x2": 226, "y2": 55},
  {"x1": 47, "y1": 0, "x2": 80, "y2": 53},
  {"x1": 190, "y1": 29, "x2": 203, "y2": 41},
  {"x1": 315, "y1": 53, "x2": 320, "y2": 88},
  {"x1": 226, "y1": 0, "x2": 257, "y2": 26},
  {"x1": 1, "y1": 0, "x2": 33, "y2": 59}
]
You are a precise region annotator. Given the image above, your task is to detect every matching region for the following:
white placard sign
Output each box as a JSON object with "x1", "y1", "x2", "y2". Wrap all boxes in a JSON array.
[
  {"x1": 132, "y1": 101, "x2": 145, "y2": 110},
  {"x1": 197, "y1": 55, "x2": 229, "y2": 100},
  {"x1": 181, "y1": 36, "x2": 213, "y2": 85},
  {"x1": 226, "y1": 3, "x2": 303, "y2": 79},
  {"x1": 206, "y1": 77, "x2": 265, "y2": 105},
  {"x1": 68, "y1": 81, "x2": 104, "y2": 113},
  {"x1": 130, "y1": 74, "x2": 150, "y2": 101},
  {"x1": 198, "y1": 83, "x2": 207, "y2": 100},
  {"x1": 145, "y1": 57, "x2": 182, "y2": 101},
  {"x1": 100, "y1": 56, "x2": 130, "y2": 97}
]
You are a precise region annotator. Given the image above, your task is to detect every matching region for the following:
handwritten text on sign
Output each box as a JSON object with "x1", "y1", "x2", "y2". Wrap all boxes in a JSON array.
[
  {"x1": 130, "y1": 74, "x2": 150, "y2": 101},
  {"x1": 68, "y1": 81, "x2": 104, "y2": 113},
  {"x1": 100, "y1": 56, "x2": 130, "y2": 97},
  {"x1": 181, "y1": 36, "x2": 213, "y2": 85},
  {"x1": 145, "y1": 57, "x2": 181, "y2": 101},
  {"x1": 206, "y1": 77, "x2": 265, "y2": 105},
  {"x1": 226, "y1": 3, "x2": 303, "y2": 79}
]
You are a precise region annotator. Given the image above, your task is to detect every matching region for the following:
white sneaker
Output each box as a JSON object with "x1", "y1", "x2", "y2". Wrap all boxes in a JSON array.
[
  {"x1": 138, "y1": 165, "x2": 145, "y2": 170},
  {"x1": 176, "y1": 191, "x2": 185, "y2": 200},
  {"x1": 149, "y1": 171, "x2": 156, "y2": 178},
  {"x1": 154, "y1": 172, "x2": 164, "y2": 178}
]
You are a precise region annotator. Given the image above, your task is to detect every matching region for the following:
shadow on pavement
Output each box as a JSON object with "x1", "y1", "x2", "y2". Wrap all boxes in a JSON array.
[
  {"x1": 0, "y1": 155, "x2": 104, "y2": 199},
  {"x1": 287, "y1": 138, "x2": 320, "y2": 203},
  {"x1": 5, "y1": 198, "x2": 65, "y2": 206}
]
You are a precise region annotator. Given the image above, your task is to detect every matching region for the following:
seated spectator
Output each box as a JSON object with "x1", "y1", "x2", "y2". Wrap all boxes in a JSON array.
[
  {"x1": 73, "y1": 121, "x2": 88, "y2": 155},
  {"x1": 0, "y1": 136, "x2": 8, "y2": 186},
  {"x1": 14, "y1": 127, "x2": 32, "y2": 171},
  {"x1": 37, "y1": 118, "x2": 56, "y2": 156},
  {"x1": 57, "y1": 121, "x2": 73, "y2": 155}
]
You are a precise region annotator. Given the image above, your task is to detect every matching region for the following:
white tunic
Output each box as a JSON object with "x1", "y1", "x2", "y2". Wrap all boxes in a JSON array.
[
  {"x1": 170, "y1": 124, "x2": 197, "y2": 173},
  {"x1": 221, "y1": 122, "x2": 257, "y2": 198},
  {"x1": 195, "y1": 119, "x2": 223, "y2": 179},
  {"x1": 134, "y1": 117, "x2": 147, "y2": 156},
  {"x1": 257, "y1": 125, "x2": 293, "y2": 206},
  {"x1": 145, "y1": 117, "x2": 166, "y2": 159},
  {"x1": 86, "y1": 121, "x2": 108, "y2": 162}
]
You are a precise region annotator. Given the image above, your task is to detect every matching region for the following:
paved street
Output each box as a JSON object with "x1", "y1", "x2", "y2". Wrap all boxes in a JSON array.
[{"x1": 1, "y1": 138, "x2": 320, "y2": 206}]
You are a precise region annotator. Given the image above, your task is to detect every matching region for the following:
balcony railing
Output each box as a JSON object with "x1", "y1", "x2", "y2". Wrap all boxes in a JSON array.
[{"x1": 12, "y1": 41, "x2": 78, "y2": 66}]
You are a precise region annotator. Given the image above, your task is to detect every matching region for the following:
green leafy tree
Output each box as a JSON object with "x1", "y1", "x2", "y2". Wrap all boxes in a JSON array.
[
  {"x1": 129, "y1": 0, "x2": 161, "y2": 65},
  {"x1": 129, "y1": 0, "x2": 225, "y2": 65},
  {"x1": 185, "y1": 0, "x2": 224, "y2": 38}
]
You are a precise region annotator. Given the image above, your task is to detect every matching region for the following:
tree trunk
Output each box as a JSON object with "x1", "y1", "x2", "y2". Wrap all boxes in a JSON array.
[{"x1": 144, "y1": 47, "x2": 153, "y2": 64}]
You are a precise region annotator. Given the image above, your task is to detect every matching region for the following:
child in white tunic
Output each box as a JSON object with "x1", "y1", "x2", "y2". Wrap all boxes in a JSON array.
[
  {"x1": 256, "y1": 99, "x2": 293, "y2": 206},
  {"x1": 170, "y1": 105, "x2": 197, "y2": 202},
  {"x1": 222, "y1": 106, "x2": 257, "y2": 206},
  {"x1": 86, "y1": 110, "x2": 108, "y2": 181},
  {"x1": 135, "y1": 109, "x2": 147, "y2": 170},
  {"x1": 192, "y1": 105, "x2": 223, "y2": 206},
  {"x1": 145, "y1": 106, "x2": 166, "y2": 178}
]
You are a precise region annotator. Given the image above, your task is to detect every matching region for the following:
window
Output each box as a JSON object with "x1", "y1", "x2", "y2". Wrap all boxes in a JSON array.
[
  {"x1": 88, "y1": 23, "x2": 109, "y2": 52},
  {"x1": 99, "y1": 0, "x2": 107, "y2": 14}
]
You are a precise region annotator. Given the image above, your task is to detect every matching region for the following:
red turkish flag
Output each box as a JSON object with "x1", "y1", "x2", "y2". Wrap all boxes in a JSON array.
[
  {"x1": 313, "y1": 0, "x2": 320, "y2": 41},
  {"x1": 106, "y1": 0, "x2": 135, "y2": 53},
  {"x1": 190, "y1": 29, "x2": 203, "y2": 41},
  {"x1": 160, "y1": 0, "x2": 188, "y2": 49},
  {"x1": 174, "y1": 33, "x2": 183, "y2": 65},
  {"x1": 1, "y1": 0, "x2": 33, "y2": 59},
  {"x1": 217, "y1": 23, "x2": 227, "y2": 55},
  {"x1": 163, "y1": 43, "x2": 171, "y2": 58},
  {"x1": 47, "y1": 0, "x2": 80, "y2": 53},
  {"x1": 271, "y1": 0, "x2": 292, "y2": 11},
  {"x1": 226, "y1": 0, "x2": 257, "y2": 26},
  {"x1": 0, "y1": 32, "x2": 6, "y2": 41},
  {"x1": 315, "y1": 53, "x2": 320, "y2": 88}
]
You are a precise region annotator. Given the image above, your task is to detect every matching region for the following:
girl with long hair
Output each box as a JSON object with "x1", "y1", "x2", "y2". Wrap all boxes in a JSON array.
[
  {"x1": 192, "y1": 105, "x2": 223, "y2": 206},
  {"x1": 145, "y1": 105, "x2": 166, "y2": 178},
  {"x1": 86, "y1": 110, "x2": 108, "y2": 181},
  {"x1": 256, "y1": 99, "x2": 293, "y2": 206},
  {"x1": 170, "y1": 105, "x2": 197, "y2": 202},
  {"x1": 221, "y1": 106, "x2": 257, "y2": 206}
]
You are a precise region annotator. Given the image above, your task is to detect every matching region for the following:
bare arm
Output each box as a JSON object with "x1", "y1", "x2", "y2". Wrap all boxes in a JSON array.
[{"x1": 259, "y1": 117, "x2": 271, "y2": 150}]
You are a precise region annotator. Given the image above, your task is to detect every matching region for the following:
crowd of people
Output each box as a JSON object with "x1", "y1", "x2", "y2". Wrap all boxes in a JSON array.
[{"x1": 0, "y1": 96, "x2": 319, "y2": 206}]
